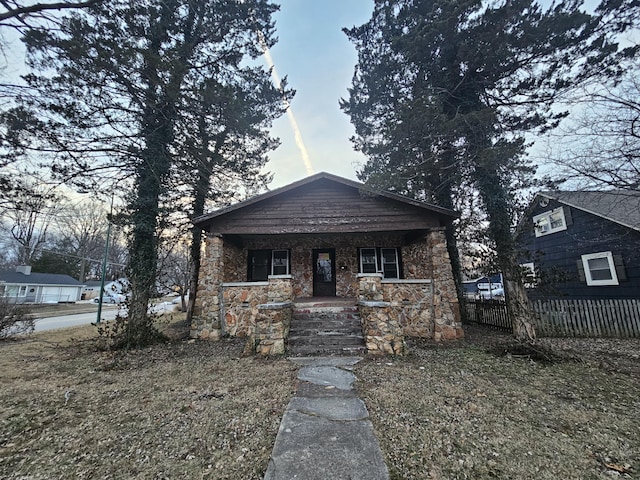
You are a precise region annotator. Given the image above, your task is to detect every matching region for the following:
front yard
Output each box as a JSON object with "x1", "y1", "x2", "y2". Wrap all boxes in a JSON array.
[{"x1": 1, "y1": 321, "x2": 638, "y2": 479}]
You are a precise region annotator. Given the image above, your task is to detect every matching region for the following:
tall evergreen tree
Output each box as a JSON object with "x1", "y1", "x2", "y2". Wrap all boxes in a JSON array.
[
  {"x1": 342, "y1": 0, "x2": 627, "y2": 340},
  {"x1": 20, "y1": 0, "x2": 283, "y2": 346}
]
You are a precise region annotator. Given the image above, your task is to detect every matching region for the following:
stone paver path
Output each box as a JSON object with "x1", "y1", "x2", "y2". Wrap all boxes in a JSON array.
[{"x1": 264, "y1": 357, "x2": 389, "y2": 480}]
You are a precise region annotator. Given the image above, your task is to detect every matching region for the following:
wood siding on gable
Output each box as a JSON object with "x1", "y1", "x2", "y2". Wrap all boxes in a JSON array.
[
  {"x1": 519, "y1": 198, "x2": 640, "y2": 299},
  {"x1": 207, "y1": 180, "x2": 442, "y2": 235}
]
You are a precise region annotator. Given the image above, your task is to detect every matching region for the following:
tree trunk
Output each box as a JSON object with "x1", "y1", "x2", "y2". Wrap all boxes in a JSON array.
[{"x1": 473, "y1": 162, "x2": 537, "y2": 341}]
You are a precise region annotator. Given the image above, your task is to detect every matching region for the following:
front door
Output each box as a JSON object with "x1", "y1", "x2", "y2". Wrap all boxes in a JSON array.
[{"x1": 312, "y1": 248, "x2": 336, "y2": 297}]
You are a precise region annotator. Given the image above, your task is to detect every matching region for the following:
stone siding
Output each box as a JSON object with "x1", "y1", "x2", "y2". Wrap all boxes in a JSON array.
[
  {"x1": 191, "y1": 234, "x2": 224, "y2": 340},
  {"x1": 224, "y1": 233, "x2": 405, "y2": 298},
  {"x1": 427, "y1": 230, "x2": 464, "y2": 341},
  {"x1": 252, "y1": 302, "x2": 292, "y2": 356},
  {"x1": 356, "y1": 229, "x2": 463, "y2": 350},
  {"x1": 221, "y1": 282, "x2": 269, "y2": 337},
  {"x1": 382, "y1": 280, "x2": 434, "y2": 338},
  {"x1": 192, "y1": 228, "x2": 463, "y2": 354},
  {"x1": 359, "y1": 301, "x2": 406, "y2": 355}
]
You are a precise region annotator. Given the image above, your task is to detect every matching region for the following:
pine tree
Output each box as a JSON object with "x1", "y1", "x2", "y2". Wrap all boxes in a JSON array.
[
  {"x1": 20, "y1": 0, "x2": 283, "y2": 347},
  {"x1": 342, "y1": 0, "x2": 624, "y2": 340}
]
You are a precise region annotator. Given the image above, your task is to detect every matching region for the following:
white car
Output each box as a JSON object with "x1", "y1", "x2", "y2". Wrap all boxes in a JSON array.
[
  {"x1": 476, "y1": 283, "x2": 505, "y2": 300},
  {"x1": 93, "y1": 293, "x2": 126, "y2": 304}
]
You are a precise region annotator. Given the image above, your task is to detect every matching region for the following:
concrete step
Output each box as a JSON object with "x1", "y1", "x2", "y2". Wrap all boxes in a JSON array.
[
  {"x1": 288, "y1": 335, "x2": 365, "y2": 346},
  {"x1": 289, "y1": 329, "x2": 363, "y2": 338},
  {"x1": 288, "y1": 344, "x2": 367, "y2": 356},
  {"x1": 293, "y1": 313, "x2": 360, "y2": 322},
  {"x1": 288, "y1": 304, "x2": 366, "y2": 356}
]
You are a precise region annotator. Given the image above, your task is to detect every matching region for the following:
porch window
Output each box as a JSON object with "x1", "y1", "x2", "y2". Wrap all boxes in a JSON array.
[
  {"x1": 248, "y1": 249, "x2": 290, "y2": 281},
  {"x1": 359, "y1": 248, "x2": 378, "y2": 273},
  {"x1": 272, "y1": 250, "x2": 289, "y2": 275},
  {"x1": 358, "y1": 247, "x2": 401, "y2": 279},
  {"x1": 381, "y1": 248, "x2": 399, "y2": 279}
]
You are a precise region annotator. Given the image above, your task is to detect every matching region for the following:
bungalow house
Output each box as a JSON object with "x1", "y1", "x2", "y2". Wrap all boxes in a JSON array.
[
  {"x1": 0, "y1": 265, "x2": 84, "y2": 304},
  {"x1": 191, "y1": 172, "x2": 463, "y2": 355},
  {"x1": 518, "y1": 190, "x2": 640, "y2": 299}
]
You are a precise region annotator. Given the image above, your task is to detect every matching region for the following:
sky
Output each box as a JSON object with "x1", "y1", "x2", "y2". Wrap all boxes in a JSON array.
[{"x1": 262, "y1": 1, "x2": 374, "y2": 188}]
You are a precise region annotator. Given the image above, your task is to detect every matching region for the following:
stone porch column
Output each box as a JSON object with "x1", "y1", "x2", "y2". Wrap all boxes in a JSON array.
[
  {"x1": 191, "y1": 233, "x2": 224, "y2": 340},
  {"x1": 427, "y1": 229, "x2": 464, "y2": 340},
  {"x1": 357, "y1": 273, "x2": 406, "y2": 355}
]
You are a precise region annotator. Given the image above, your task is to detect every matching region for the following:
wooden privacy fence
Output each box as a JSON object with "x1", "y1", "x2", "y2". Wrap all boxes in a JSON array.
[
  {"x1": 464, "y1": 298, "x2": 640, "y2": 338},
  {"x1": 464, "y1": 299, "x2": 511, "y2": 332},
  {"x1": 532, "y1": 298, "x2": 640, "y2": 338}
]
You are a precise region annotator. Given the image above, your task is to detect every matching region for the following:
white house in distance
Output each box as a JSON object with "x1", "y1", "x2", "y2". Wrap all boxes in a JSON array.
[{"x1": 0, "y1": 266, "x2": 85, "y2": 304}]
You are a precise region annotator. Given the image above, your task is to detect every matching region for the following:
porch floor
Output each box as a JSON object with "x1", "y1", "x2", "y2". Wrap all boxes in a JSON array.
[{"x1": 293, "y1": 297, "x2": 357, "y2": 308}]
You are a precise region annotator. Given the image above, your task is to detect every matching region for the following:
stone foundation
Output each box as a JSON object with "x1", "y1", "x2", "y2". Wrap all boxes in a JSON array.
[{"x1": 359, "y1": 300, "x2": 406, "y2": 355}]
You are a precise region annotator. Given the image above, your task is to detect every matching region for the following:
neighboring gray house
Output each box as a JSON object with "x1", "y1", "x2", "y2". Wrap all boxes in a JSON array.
[{"x1": 0, "y1": 266, "x2": 84, "y2": 304}]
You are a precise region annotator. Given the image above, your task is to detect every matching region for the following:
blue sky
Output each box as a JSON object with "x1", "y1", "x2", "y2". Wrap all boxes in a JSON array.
[{"x1": 264, "y1": 1, "x2": 374, "y2": 188}]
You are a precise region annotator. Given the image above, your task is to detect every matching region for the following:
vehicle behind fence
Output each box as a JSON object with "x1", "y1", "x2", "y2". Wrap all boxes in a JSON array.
[{"x1": 464, "y1": 298, "x2": 640, "y2": 338}]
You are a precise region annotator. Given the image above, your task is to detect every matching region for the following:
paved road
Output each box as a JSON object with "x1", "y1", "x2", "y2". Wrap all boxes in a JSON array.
[{"x1": 34, "y1": 306, "x2": 122, "y2": 332}]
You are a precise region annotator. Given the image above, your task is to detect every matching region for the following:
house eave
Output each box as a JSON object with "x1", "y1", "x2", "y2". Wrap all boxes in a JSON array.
[{"x1": 193, "y1": 171, "x2": 458, "y2": 230}]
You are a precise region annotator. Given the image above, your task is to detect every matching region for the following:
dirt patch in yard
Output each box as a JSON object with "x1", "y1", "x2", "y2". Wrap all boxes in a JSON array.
[
  {"x1": 356, "y1": 325, "x2": 639, "y2": 479},
  {"x1": 0, "y1": 319, "x2": 298, "y2": 480}
]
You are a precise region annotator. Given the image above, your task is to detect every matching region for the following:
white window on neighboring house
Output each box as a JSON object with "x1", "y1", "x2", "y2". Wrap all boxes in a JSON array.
[
  {"x1": 580, "y1": 251, "x2": 619, "y2": 286},
  {"x1": 519, "y1": 262, "x2": 536, "y2": 287},
  {"x1": 18, "y1": 285, "x2": 27, "y2": 296},
  {"x1": 533, "y1": 207, "x2": 569, "y2": 237}
]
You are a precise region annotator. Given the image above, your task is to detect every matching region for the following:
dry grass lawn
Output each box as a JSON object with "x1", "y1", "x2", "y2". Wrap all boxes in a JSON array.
[
  {"x1": 1, "y1": 320, "x2": 638, "y2": 480},
  {"x1": 0, "y1": 318, "x2": 297, "y2": 479},
  {"x1": 356, "y1": 326, "x2": 640, "y2": 480}
]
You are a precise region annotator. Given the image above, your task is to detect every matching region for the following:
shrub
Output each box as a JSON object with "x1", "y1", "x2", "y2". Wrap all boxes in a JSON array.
[{"x1": 0, "y1": 297, "x2": 34, "y2": 339}]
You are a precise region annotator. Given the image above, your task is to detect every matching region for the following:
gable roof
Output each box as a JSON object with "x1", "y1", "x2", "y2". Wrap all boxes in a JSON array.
[
  {"x1": 0, "y1": 271, "x2": 83, "y2": 286},
  {"x1": 194, "y1": 171, "x2": 458, "y2": 231},
  {"x1": 538, "y1": 190, "x2": 640, "y2": 232}
]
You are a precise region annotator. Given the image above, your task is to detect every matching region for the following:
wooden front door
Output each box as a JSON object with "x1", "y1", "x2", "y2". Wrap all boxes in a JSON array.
[{"x1": 312, "y1": 248, "x2": 336, "y2": 297}]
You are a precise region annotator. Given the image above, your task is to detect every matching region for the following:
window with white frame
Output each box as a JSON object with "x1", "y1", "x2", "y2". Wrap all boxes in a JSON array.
[
  {"x1": 533, "y1": 207, "x2": 567, "y2": 237},
  {"x1": 360, "y1": 248, "x2": 378, "y2": 274},
  {"x1": 18, "y1": 285, "x2": 27, "y2": 296},
  {"x1": 271, "y1": 250, "x2": 289, "y2": 276},
  {"x1": 248, "y1": 249, "x2": 290, "y2": 281},
  {"x1": 581, "y1": 251, "x2": 619, "y2": 286},
  {"x1": 381, "y1": 248, "x2": 400, "y2": 279}
]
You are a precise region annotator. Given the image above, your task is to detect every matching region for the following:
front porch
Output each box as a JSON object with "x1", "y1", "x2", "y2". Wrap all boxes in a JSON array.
[
  {"x1": 191, "y1": 229, "x2": 463, "y2": 355},
  {"x1": 190, "y1": 172, "x2": 463, "y2": 355}
]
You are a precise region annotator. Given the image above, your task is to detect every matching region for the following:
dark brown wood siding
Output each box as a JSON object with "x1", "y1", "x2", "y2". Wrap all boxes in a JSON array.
[{"x1": 206, "y1": 180, "x2": 443, "y2": 234}]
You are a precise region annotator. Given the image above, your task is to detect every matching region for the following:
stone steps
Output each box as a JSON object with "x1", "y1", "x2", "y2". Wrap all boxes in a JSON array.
[{"x1": 288, "y1": 303, "x2": 366, "y2": 356}]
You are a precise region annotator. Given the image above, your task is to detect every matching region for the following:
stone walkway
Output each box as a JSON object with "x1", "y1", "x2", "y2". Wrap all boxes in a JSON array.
[{"x1": 264, "y1": 357, "x2": 389, "y2": 480}]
